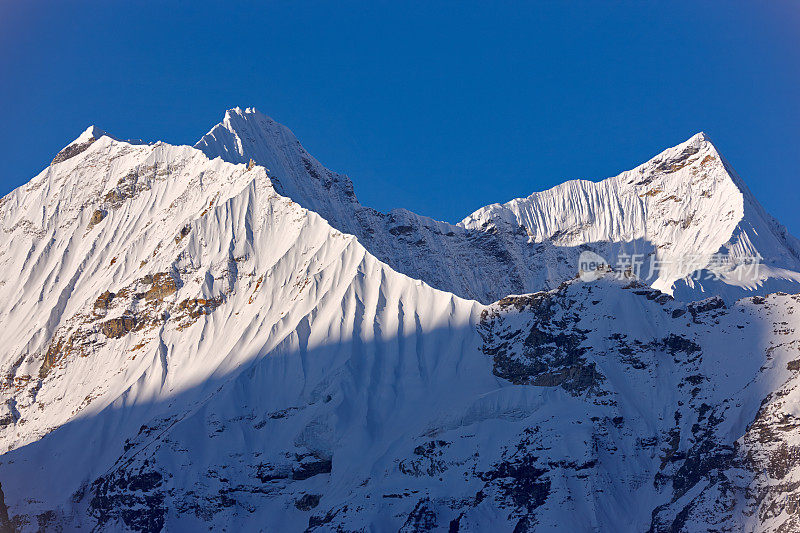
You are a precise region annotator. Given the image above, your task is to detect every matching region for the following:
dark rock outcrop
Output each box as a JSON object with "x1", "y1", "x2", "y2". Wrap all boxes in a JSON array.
[
  {"x1": 100, "y1": 315, "x2": 136, "y2": 339},
  {"x1": 51, "y1": 137, "x2": 95, "y2": 165}
]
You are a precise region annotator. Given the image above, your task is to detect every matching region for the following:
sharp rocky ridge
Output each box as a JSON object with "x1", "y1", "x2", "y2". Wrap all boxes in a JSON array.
[{"x1": 0, "y1": 107, "x2": 799, "y2": 531}]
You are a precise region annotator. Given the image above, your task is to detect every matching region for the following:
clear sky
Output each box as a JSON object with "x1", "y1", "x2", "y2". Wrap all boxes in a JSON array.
[{"x1": 2, "y1": 2, "x2": 798, "y2": 231}]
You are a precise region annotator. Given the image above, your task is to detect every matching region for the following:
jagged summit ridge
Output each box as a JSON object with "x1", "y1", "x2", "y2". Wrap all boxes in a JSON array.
[
  {"x1": 196, "y1": 108, "x2": 800, "y2": 301},
  {"x1": 22, "y1": 108, "x2": 800, "y2": 304},
  {"x1": 75, "y1": 125, "x2": 109, "y2": 144}
]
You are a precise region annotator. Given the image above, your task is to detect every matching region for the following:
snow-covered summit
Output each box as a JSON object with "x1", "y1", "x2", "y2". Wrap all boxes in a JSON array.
[
  {"x1": 461, "y1": 131, "x2": 800, "y2": 298},
  {"x1": 196, "y1": 107, "x2": 359, "y2": 229},
  {"x1": 75, "y1": 124, "x2": 109, "y2": 144},
  {"x1": 50, "y1": 125, "x2": 112, "y2": 166}
]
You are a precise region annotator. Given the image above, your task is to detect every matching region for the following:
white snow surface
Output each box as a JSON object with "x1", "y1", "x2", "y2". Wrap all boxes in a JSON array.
[{"x1": 0, "y1": 111, "x2": 799, "y2": 531}]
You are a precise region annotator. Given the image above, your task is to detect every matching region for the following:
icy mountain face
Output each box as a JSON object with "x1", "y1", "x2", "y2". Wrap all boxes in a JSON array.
[
  {"x1": 1, "y1": 113, "x2": 800, "y2": 532},
  {"x1": 199, "y1": 110, "x2": 800, "y2": 303},
  {"x1": 0, "y1": 129, "x2": 487, "y2": 453},
  {"x1": 461, "y1": 133, "x2": 800, "y2": 299}
]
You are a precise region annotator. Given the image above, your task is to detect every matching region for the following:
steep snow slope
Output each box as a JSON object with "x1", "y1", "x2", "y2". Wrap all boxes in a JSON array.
[
  {"x1": 0, "y1": 128, "x2": 483, "y2": 449},
  {"x1": 462, "y1": 133, "x2": 800, "y2": 299},
  {"x1": 0, "y1": 131, "x2": 483, "y2": 529},
  {"x1": 198, "y1": 109, "x2": 800, "y2": 303}
]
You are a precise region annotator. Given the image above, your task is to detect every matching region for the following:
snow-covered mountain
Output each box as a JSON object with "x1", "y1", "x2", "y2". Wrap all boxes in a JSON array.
[
  {"x1": 1, "y1": 109, "x2": 800, "y2": 532},
  {"x1": 461, "y1": 132, "x2": 800, "y2": 301}
]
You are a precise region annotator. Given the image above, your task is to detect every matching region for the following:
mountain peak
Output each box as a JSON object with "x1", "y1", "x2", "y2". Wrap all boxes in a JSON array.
[
  {"x1": 461, "y1": 131, "x2": 800, "y2": 298},
  {"x1": 50, "y1": 125, "x2": 111, "y2": 165},
  {"x1": 222, "y1": 106, "x2": 275, "y2": 129},
  {"x1": 196, "y1": 107, "x2": 294, "y2": 165},
  {"x1": 76, "y1": 124, "x2": 108, "y2": 143},
  {"x1": 225, "y1": 106, "x2": 264, "y2": 118},
  {"x1": 196, "y1": 108, "x2": 360, "y2": 232},
  {"x1": 685, "y1": 131, "x2": 719, "y2": 157}
]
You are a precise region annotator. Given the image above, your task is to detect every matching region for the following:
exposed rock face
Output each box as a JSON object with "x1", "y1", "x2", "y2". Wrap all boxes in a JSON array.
[
  {"x1": 291, "y1": 456, "x2": 332, "y2": 481},
  {"x1": 99, "y1": 315, "x2": 136, "y2": 339},
  {"x1": 102, "y1": 168, "x2": 153, "y2": 208},
  {"x1": 294, "y1": 493, "x2": 320, "y2": 511},
  {"x1": 0, "y1": 482, "x2": 12, "y2": 533},
  {"x1": 89, "y1": 468, "x2": 166, "y2": 532},
  {"x1": 51, "y1": 137, "x2": 95, "y2": 165},
  {"x1": 472, "y1": 282, "x2": 800, "y2": 532},
  {"x1": 142, "y1": 273, "x2": 177, "y2": 302},
  {"x1": 92, "y1": 291, "x2": 115, "y2": 316},
  {"x1": 480, "y1": 290, "x2": 601, "y2": 393},
  {"x1": 0, "y1": 402, "x2": 15, "y2": 429},
  {"x1": 174, "y1": 225, "x2": 191, "y2": 244},
  {"x1": 174, "y1": 296, "x2": 223, "y2": 330},
  {"x1": 39, "y1": 329, "x2": 93, "y2": 378},
  {"x1": 87, "y1": 209, "x2": 106, "y2": 230}
]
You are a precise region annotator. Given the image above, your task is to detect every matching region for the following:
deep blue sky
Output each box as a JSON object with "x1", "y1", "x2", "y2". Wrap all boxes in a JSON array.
[{"x1": 2, "y1": 2, "x2": 798, "y2": 231}]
